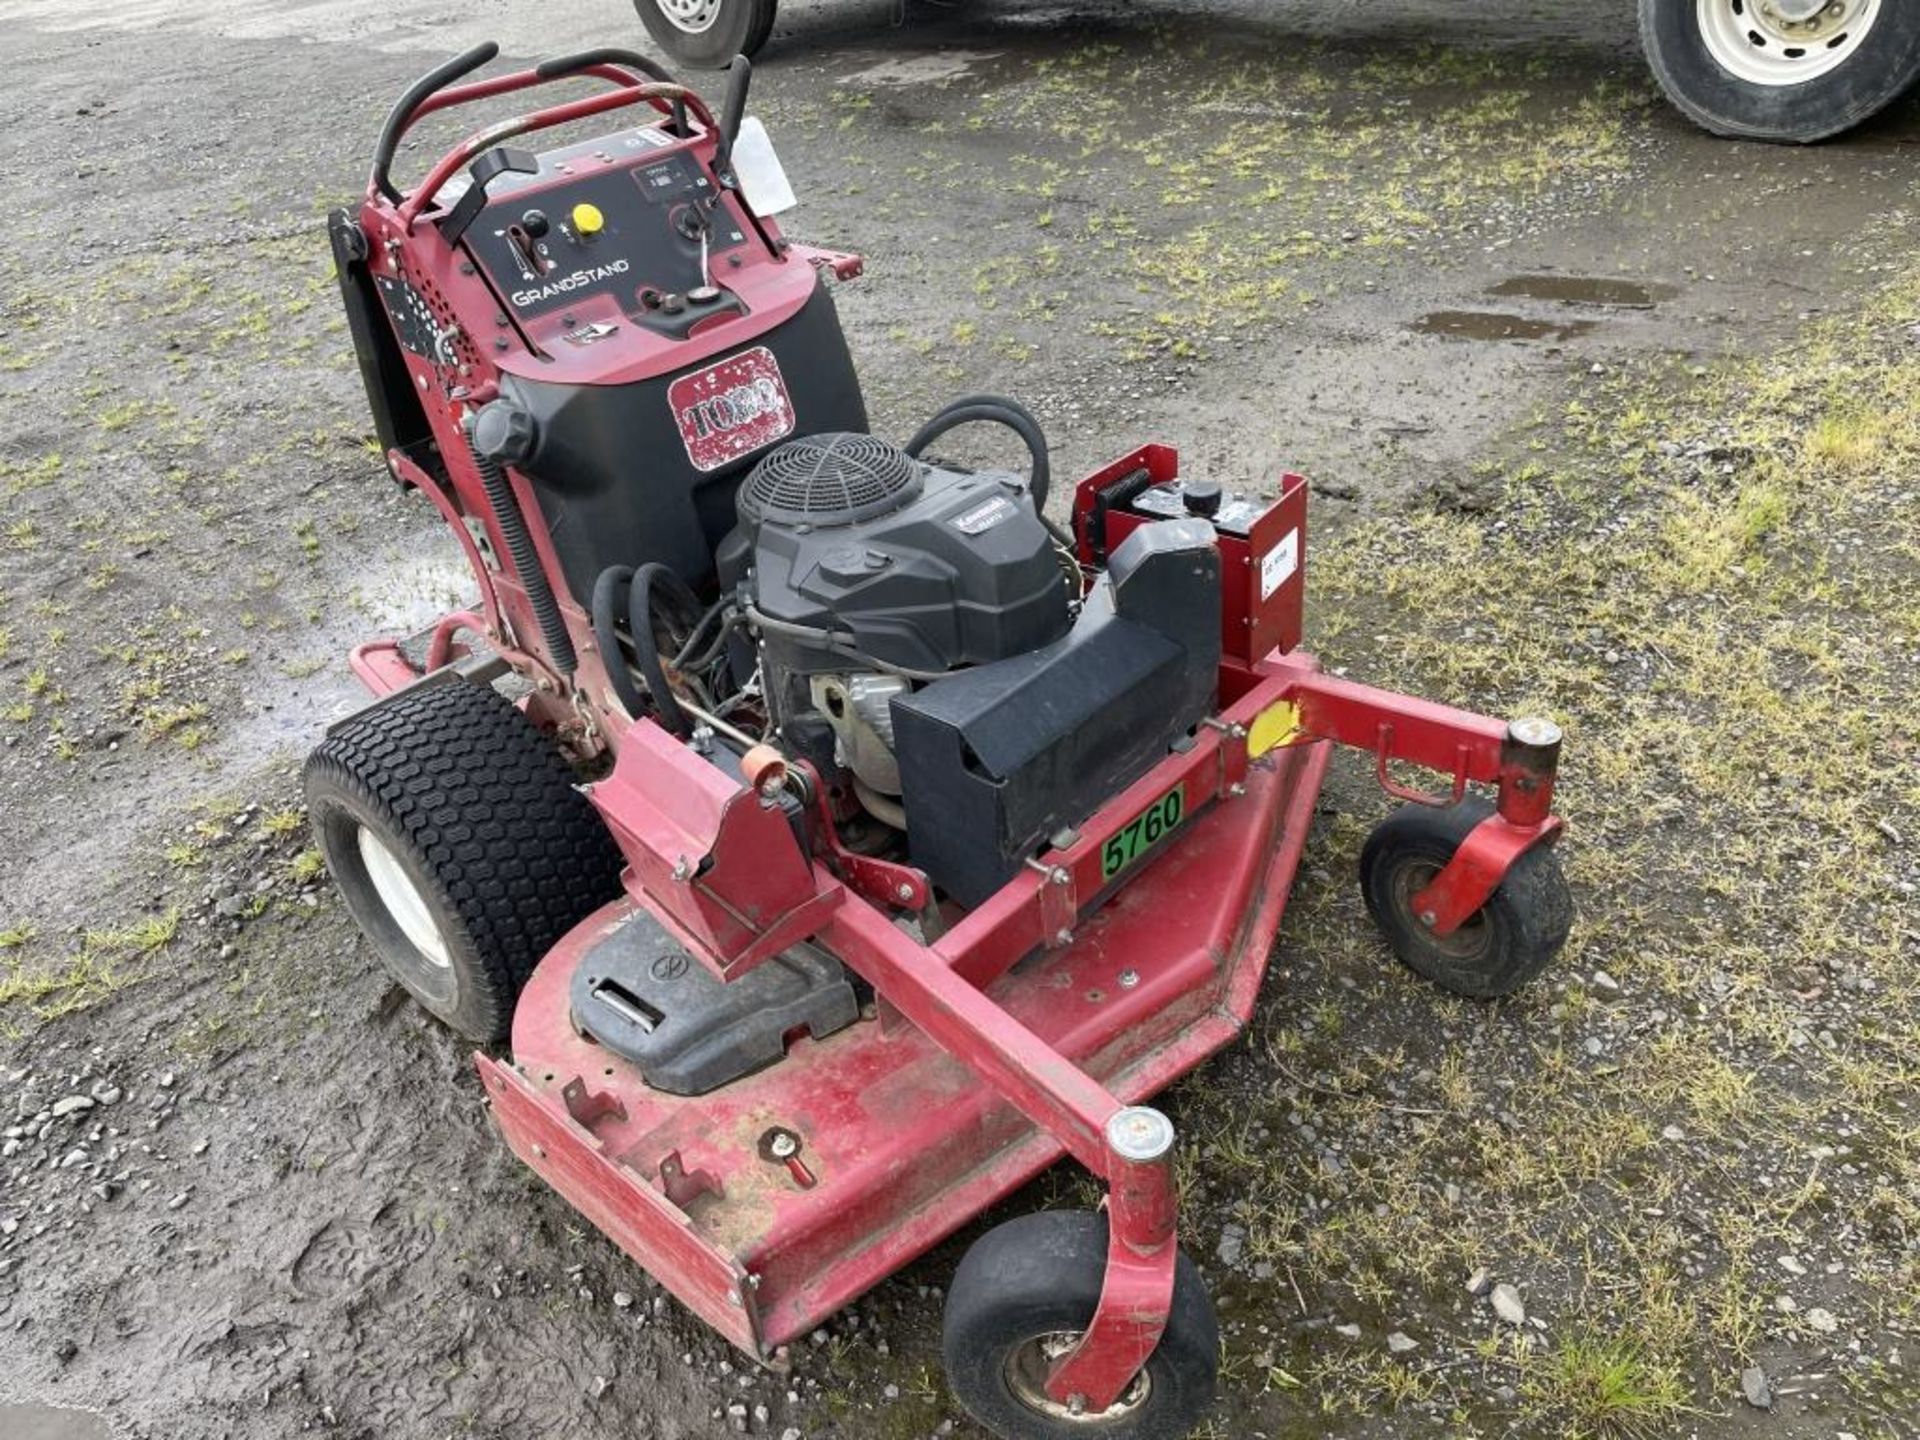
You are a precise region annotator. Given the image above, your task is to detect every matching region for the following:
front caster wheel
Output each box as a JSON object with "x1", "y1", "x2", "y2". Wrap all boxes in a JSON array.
[
  {"x1": 942, "y1": 1211, "x2": 1218, "y2": 1440},
  {"x1": 1360, "y1": 797, "x2": 1573, "y2": 999}
]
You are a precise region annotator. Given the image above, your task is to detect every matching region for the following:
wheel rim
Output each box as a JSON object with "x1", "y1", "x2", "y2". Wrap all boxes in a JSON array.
[
  {"x1": 356, "y1": 827, "x2": 452, "y2": 970},
  {"x1": 1391, "y1": 858, "x2": 1494, "y2": 965},
  {"x1": 654, "y1": 0, "x2": 724, "y2": 35},
  {"x1": 1696, "y1": 0, "x2": 1882, "y2": 86},
  {"x1": 1003, "y1": 1332, "x2": 1152, "y2": 1423}
]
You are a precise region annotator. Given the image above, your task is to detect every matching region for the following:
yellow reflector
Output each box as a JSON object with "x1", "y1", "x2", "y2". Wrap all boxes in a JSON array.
[{"x1": 1247, "y1": 701, "x2": 1302, "y2": 759}]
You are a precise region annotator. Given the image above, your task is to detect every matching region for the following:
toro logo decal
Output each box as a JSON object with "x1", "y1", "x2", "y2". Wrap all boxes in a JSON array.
[{"x1": 667, "y1": 347, "x2": 796, "y2": 473}]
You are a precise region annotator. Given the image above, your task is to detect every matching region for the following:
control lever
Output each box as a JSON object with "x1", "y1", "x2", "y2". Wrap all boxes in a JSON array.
[
  {"x1": 438, "y1": 145, "x2": 540, "y2": 246},
  {"x1": 714, "y1": 55, "x2": 751, "y2": 181}
]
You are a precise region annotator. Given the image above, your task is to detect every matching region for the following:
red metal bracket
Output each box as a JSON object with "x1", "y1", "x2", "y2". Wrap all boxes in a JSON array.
[
  {"x1": 794, "y1": 762, "x2": 931, "y2": 913},
  {"x1": 1043, "y1": 1110, "x2": 1179, "y2": 1412},
  {"x1": 1410, "y1": 812, "x2": 1562, "y2": 936},
  {"x1": 786, "y1": 243, "x2": 865, "y2": 282},
  {"x1": 1248, "y1": 656, "x2": 1566, "y2": 934},
  {"x1": 591, "y1": 722, "x2": 841, "y2": 980}
]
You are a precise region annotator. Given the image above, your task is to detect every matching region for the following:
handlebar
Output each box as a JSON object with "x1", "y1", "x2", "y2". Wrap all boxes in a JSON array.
[
  {"x1": 370, "y1": 42, "x2": 723, "y2": 227},
  {"x1": 371, "y1": 42, "x2": 500, "y2": 202},
  {"x1": 534, "y1": 47, "x2": 679, "y2": 85}
]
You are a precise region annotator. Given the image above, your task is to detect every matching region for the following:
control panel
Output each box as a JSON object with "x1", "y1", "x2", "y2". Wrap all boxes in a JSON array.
[
  {"x1": 1123, "y1": 478, "x2": 1267, "y2": 538},
  {"x1": 449, "y1": 124, "x2": 752, "y2": 330}
]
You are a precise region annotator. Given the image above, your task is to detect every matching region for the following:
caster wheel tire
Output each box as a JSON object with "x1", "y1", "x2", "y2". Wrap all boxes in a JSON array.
[
  {"x1": 634, "y1": 0, "x2": 776, "y2": 68},
  {"x1": 1360, "y1": 797, "x2": 1572, "y2": 1000},
  {"x1": 304, "y1": 680, "x2": 625, "y2": 1042},
  {"x1": 942, "y1": 1211, "x2": 1218, "y2": 1440},
  {"x1": 1639, "y1": 0, "x2": 1920, "y2": 141}
]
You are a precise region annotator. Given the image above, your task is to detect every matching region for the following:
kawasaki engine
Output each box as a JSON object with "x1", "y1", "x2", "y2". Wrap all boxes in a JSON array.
[{"x1": 720, "y1": 429, "x2": 1222, "y2": 906}]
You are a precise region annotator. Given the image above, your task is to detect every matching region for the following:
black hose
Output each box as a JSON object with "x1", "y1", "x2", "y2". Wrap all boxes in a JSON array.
[
  {"x1": 673, "y1": 597, "x2": 733, "y2": 671},
  {"x1": 905, "y1": 393, "x2": 1051, "y2": 512},
  {"x1": 590, "y1": 566, "x2": 647, "y2": 717},
  {"x1": 469, "y1": 433, "x2": 577, "y2": 676},
  {"x1": 628, "y1": 563, "x2": 703, "y2": 737}
]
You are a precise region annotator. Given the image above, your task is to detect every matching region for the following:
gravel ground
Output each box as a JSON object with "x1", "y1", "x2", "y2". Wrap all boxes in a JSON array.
[{"x1": 1, "y1": 2, "x2": 1916, "y2": 1437}]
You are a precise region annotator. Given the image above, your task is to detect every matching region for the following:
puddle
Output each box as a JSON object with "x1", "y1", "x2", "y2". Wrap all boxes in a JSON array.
[
  {"x1": 213, "y1": 537, "x2": 475, "y2": 774},
  {"x1": 0, "y1": 1405, "x2": 113, "y2": 1440},
  {"x1": 1410, "y1": 310, "x2": 1596, "y2": 343},
  {"x1": 840, "y1": 51, "x2": 1002, "y2": 88},
  {"x1": 1487, "y1": 275, "x2": 1680, "y2": 309}
]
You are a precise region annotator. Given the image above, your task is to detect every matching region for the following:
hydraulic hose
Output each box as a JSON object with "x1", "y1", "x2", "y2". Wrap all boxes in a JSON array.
[
  {"x1": 905, "y1": 393, "x2": 1051, "y2": 512},
  {"x1": 627, "y1": 563, "x2": 703, "y2": 737},
  {"x1": 904, "y1": 393, "x2": 1074, "y2": 551},
  {"x1": 590, "y1": 565, "x2": 646, "y2": 717},
  {"x1": 467, "y1": 424, "x2": 577, "y2": 677}
]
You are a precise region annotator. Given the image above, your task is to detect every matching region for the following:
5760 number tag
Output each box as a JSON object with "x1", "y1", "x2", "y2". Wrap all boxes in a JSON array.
[{"x1": 1101, "y1": 787, "x2": 1186, "y2": 881}]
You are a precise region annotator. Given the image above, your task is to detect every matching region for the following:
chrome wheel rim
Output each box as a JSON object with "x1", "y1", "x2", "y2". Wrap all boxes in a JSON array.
[
  {"x1": 1003, "y1": 1333, "x2": 1152, "y2": 1423},
  {"x1": 1697, "y1": 0, "x2": 1882, "y2": 86},
  {"x1": 654, "y1": 0, "x2": 724, "y2": 36},
  {"x1": 357, "y1": 827, "x2": 451, "y2": 969}
]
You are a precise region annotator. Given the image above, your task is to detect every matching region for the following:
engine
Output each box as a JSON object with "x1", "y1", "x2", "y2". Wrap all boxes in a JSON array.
[
  {"x1": 722, "y1": 432, "x2": 1223, "y2": 906},
  {"x1": 718, "y1": 432, "x2": 1071, "y2": 802}
]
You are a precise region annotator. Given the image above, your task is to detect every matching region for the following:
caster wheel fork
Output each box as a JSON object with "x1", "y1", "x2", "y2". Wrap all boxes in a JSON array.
[{"x1": 1360, "y1": 795, "x2": 1574, "y2": 999}]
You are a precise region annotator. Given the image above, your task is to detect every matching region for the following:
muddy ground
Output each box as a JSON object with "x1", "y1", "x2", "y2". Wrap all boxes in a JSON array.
[{"x1": 1, "y1": 1, "x2": 1916, "y2": 1437}]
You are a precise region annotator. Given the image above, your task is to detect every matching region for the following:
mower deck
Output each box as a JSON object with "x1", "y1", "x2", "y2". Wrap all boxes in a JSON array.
[{"x1": 481, "y1": 734, "x2": 1329, "y2": 1356}]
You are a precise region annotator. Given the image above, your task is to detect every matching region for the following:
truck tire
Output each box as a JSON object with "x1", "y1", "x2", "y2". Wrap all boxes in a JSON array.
[
  {"x1": 1640, "y1": 0, "x2": 1920, "y2": 141},
  {"x1": 634, "y1": 0, "x2": 776, "y2": 68},
  {"x1": 305, "y1": 680, "x2": 625, "y2": 1042}
]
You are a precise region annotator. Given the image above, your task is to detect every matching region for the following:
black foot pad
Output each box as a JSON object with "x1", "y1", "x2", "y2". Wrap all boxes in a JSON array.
[{"x1": 569, "y1": 907, "x2": 860, "y2": 1096}]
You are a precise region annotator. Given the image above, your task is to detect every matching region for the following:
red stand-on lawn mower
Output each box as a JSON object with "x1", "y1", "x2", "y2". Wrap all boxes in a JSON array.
[{"x1": 310, "y1": 44, "x2": 1573, "y2": 1439}]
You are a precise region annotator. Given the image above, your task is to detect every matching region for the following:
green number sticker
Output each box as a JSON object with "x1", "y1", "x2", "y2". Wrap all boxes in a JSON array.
[{"x1": 1101, "y1": 787, "x2": 1186, "y2": 880}]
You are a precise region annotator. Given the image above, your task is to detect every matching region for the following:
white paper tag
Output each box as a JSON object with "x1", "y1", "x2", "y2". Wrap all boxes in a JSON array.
[
  {"x1": 732, "y1": 116, "x2": 797, "y2": 217},
  {"x1": 1260, "y1": 528, "x2": 1299, "y2": 599}
]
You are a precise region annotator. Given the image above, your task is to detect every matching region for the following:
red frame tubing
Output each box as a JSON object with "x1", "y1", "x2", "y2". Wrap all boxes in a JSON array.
[{"x1": 1252, "y1": 655, "x2": 1564, "y2": 935}]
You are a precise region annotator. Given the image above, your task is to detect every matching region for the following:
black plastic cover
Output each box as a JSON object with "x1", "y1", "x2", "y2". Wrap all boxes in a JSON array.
[
  {"x1": 506, "y1": 285, "x2": 868, "y2": 601},
  {"x1": 742, "y1": 458, "x2": 1072, "y2": 675},
  {"x1": 891, "y1": 518, "x2": 1222, "y2": 907},
  {"x1": 569, "y1": 906, "x2": 858, "y2": 1096}
]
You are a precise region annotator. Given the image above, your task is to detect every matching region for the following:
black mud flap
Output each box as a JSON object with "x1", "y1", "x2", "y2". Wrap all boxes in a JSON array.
[{"x1": 569, "y1": 906, "x2": 860, "y2": 1096}]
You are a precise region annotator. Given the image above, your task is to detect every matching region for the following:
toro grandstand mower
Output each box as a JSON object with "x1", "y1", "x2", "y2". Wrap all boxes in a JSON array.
[{"x1": 309, "y1": 42, "x2": 1573, "y2": 1439}]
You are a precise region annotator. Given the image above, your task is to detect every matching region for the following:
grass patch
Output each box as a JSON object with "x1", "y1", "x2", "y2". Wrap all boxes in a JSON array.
[
  {"x1": 0, "y1": 908, "x2": 179, "y2": 1018},
  {"x1": 1522, "y1": 1333, "x2": 1690, "y2": 1438},
  {"x1": 1176, "y1": 208, "x2": 1920, "y2": 1433}
]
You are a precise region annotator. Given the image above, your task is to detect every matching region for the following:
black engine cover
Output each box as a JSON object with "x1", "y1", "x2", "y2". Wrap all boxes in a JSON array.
[
  {"x1": 737, "y1": 434, "x2": 1072, "y2": 675},
  {"x1": 891, "y1": 518, "x2": 1222, "y2": 907}
]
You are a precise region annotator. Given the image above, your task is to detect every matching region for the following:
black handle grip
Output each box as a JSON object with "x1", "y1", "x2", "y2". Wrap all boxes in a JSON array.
[
  {"x1": 719, "y1": 54, "x2": 751, "y2": 159},
  {"x1": 371, "y1": 42, "x2": 501, "y2": 202},
  {"x1": 534, "y1": 47, "x2": 680, "y2": 85}
]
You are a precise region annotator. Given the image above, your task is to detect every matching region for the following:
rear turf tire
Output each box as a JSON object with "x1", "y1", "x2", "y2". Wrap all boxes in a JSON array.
[
  {"x1": 942, "y1": 1211, "x2": 1218, "y2": 1440},
  {"x1": 634, "y1": 0, "x2": 776, "y2": 68},
  {"x1": 1360, "y1": 797, "x2": 1572, "y2": 1000},
  {"x1": 1640, "y1": 0, "x2": 1920, "y2": 141},
  {"x1": 304, "y1": 680, "x2": 624, "y2": 1042}
]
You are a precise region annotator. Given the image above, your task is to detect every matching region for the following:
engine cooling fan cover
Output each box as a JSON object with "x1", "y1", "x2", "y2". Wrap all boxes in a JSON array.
[{"x1": 738, "y1": 432, "x2": 923, "y2": 528}]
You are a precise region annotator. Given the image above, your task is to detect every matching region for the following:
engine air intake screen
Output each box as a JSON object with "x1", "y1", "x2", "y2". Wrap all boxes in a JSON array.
[{"x1": 738, "y1": 432, "x2": 922, "y2": 527}]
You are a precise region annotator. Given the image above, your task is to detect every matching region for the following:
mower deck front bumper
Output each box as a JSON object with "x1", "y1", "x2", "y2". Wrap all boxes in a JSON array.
[{"x1": 479, "y1": 734, "x2": 1330, "y2": 1359}]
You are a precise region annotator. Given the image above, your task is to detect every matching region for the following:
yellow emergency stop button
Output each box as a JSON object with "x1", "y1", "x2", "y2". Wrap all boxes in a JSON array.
[{"x1": 570, "y1": 202, "x2": 605, "y2": 238}]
